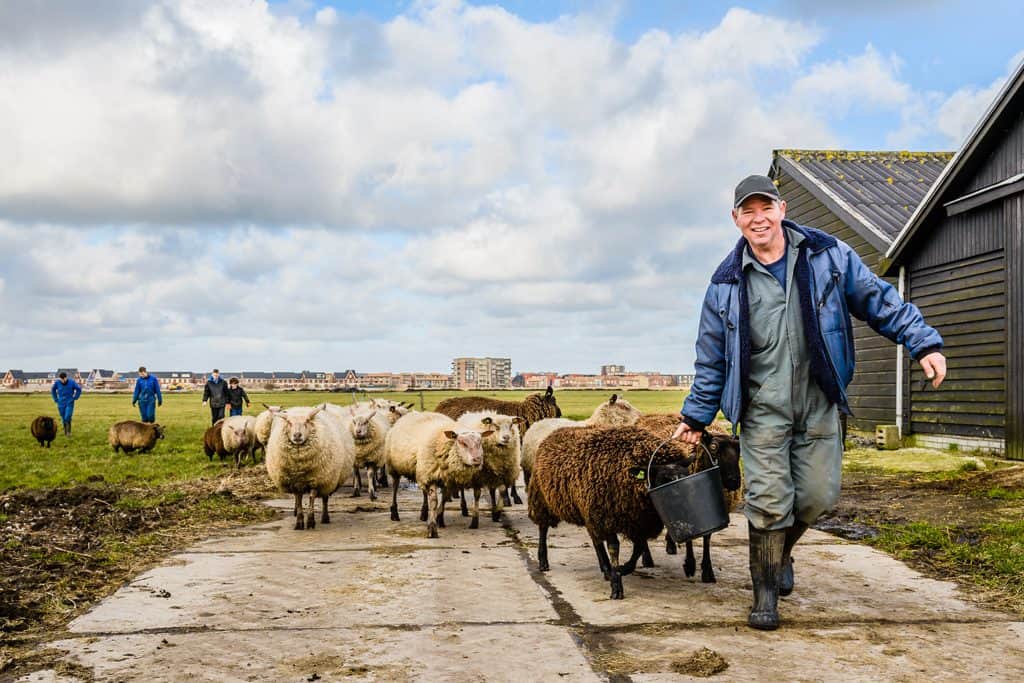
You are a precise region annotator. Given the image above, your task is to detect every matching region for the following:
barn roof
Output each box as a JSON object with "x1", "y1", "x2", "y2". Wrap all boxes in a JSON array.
[
  {"x1": 771, "y1": 150, "x2": 953, "y2": 252},
  {"x1": 885, "y1": 57, "x2": 1024, "y2": 273}
]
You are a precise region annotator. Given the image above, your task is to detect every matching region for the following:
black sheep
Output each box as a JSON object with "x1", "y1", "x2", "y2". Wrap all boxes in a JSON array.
[{"x1": 30, "y1": 416, "x2": 57, "y2": 447}]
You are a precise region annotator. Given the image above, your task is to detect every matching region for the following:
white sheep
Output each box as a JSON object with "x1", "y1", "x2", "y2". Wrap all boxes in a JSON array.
[
  {"x1": 383, "y1": 411, "x2": 490, "y2": 538},
  {"x1": 521, "y1": 394, "x2": 641, "y2": 486},
  {"x1": 222, "y1": 415, "x2": 257, "y2": 468},
  {"x1": 453, "y1": 411, "x2": 523, "y2": 528},
  {"x1": 254, "y1": 404, "x2": 280, "y2": 455},
  {"x1": 328, "y1": 404, "x2": 391, "y2": 500},
  {"x1": 265, "y1": 405, "x2": 354, "y2": 531}
]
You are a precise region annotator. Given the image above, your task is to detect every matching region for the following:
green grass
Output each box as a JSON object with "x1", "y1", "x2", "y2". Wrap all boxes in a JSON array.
[
  {"x1": 842, "y1": 446, "x2": 993, "y2": 475},
  {"x1": 870, "y1": 520, "x2": 1024, "y2": 610},
  {"x1": 0, "y1": 389, "x2": 690, "y2": 491}
]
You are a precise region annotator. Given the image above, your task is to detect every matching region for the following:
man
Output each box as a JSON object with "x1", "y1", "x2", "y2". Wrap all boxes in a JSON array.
[
  {"x1": 50, "y1": 371, "x2": 82, "y2": 436},
  {"x1": 132, "y1": 366, "x2": 162, "y2": 423},
  {"x1": 202, "y1": 368, "x2": 229, "y2": 425},
  {"x1": 673, "y1": 175, "x2": 946, "y2": 631},
  {"x1": 225, "y1": 377, "x2": 251, "y2": 417}
]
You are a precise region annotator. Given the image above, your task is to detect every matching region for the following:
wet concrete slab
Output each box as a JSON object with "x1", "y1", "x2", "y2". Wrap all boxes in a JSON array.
[{"x1": 22, "y1": 484, "x2": 1024, "y2": 682}]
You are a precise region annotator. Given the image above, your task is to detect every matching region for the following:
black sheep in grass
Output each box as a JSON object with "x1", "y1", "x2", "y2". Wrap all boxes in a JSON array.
[{"x1": 30, "y1": 416, "x2": 57, "y2": 447}]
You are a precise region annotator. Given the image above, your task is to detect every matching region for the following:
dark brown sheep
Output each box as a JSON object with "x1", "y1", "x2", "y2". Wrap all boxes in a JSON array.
[
  {"x1": 203, "y1": 419, "x2": 229, "y2": 461},
  {"x1": 635, "y1": 413, "x2": 742, "y2": 583},
  {"x1": 528, "y1": 425, "x2": 696, "y2": 600},
  {"x1": 437, "y1": 386, "x2": 561, "y2": 505},
  {"x1": 108, "y1": 421, "x2": 165, "y2": 454},
  {"x1": 30, "y1": 416, "x2": 57, "y2": 448}
]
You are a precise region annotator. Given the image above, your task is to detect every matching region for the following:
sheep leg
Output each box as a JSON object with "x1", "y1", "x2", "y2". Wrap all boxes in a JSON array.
[
  {"x1": 321, "y1": 494, "x2": 331, "y2": 524},
  {"x1": 501, "y1": 485, "x2": 511, "y2": 507},
  {"x1": 489, "y1": 487, "x2": 503, "y2": 522},
  {"x1": 460, "y1": 489, "x2": 469, "y2": 517},
  {"x1": 390, "y1": 476, "x2": 401, "y2": 522},
  {"x1": 606, "y1": 535, "x2": 620, "y2": 568},
  {"x1": 589, "y1": 532, "x2": 613, "y2": 581},
  {"x1": 641, "y1": 542, "x2": 655, "y2": 568},
  {"x1": 377, "y1": 465, "x2": 389, "y2": 488},
  {"x1": 437, "y1": 490, "x2": 447, "y2": 528},
  {"x1": 426, "y1": 484, "x2": 439, "y2": 539},
  {"x1": 665, "y1": 535, "x2": 677, "y2": 555},
  {"x1": 468, "y1": 486, "x2": 481, "y2": 529},
  {"x1": 684, "y1": 540, "x2": 697, "y2": 578},
  {"x1": 620, "y1": 540, "x2": 648, "y2": 576},
  {"x1": 420, "y1": 489, "x2": 429, "y2": 522},
  {"x1": 293, "y1": 493, "x2": 305, "y2": 530},
  {"x1": 305, "y1": 491, "x2": 317, "y2": 530},
  {"x1": 700, "y1": 534, "x2": 716, "y2": 583},
  {"x1": 509, "y1": 483, "x2": 523, "y2": 505},
  {"x1": 368, "y1": 466, "x2": 378, "y2": 501},
  {"x1": 351, "y1": 466, "x2": 362, "y2": 497},
  {"x1": 537, "y1": 524, "x2": 550, "y2": 572}
]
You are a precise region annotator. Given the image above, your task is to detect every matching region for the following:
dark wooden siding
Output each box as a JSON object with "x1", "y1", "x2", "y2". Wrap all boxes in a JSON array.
[
  {"x1": 776, "y1": 169, "x2": 897, "y2": 431},
  {"x1": 907, "y1": 250, "x2": 1006, "y2": 439},
  {"x1": 911, "y1": 202, "x2": 1003, "y2": 270},
  {"x1": 963, "y1": 107, "x2": 1024, "y2": 194},
  {"x1": 1005, "y1": 194, "x2": 1024, "y2": 459}
]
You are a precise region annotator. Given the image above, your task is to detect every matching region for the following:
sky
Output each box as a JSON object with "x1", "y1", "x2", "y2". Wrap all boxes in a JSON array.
[{"x1": 1, "y1": 0, "x2": 1021, "y2": 375}]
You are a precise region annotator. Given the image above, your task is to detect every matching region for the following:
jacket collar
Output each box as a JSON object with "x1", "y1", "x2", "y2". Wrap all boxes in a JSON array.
[{"x1": 711, "y1": 220, "x2": 836, "y2": 284}]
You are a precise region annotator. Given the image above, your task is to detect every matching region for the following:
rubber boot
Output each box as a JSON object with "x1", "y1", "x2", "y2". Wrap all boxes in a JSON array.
[
  {"x1": 779, "y1": 521, "x2": 809, "y2": 597},
  {"x1": 63, "y1": 421, "x2": 70, "y2": 437},
  {"x1": 748, "y1": 523, "x2": 785, "y2": 630}
]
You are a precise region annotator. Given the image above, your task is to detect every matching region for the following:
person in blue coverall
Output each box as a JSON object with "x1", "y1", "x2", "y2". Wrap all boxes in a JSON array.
[
  {"x1": 132, "y1": 366, "x2": 163, "y2": 423},
  {"x1": 51, "y1": 371, "x2": 82, "y2": 436},
  {"x1": 673, "y1": 175, "x2": 947, "y2": 631}
]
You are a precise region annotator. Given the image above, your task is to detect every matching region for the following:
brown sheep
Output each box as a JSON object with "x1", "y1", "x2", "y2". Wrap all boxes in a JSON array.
[
  {"x1": 108, "y1": 421, "x2": 165, "y2": 454},
  {"x1": 30, "y1": 416, "x2": 57, "y2": 448},
  {"x1": 436, "y1": 386, "x2": 561, "y2": 504},
  {"x1": 528, "y1": 425, "x2": 696, "y2": 600},
  {"x1": 635, "y1": 413, "x2": 742, "y2": 583},
  {"x1": 203, "y1": 419, "x2": 230, "y2": 461}
]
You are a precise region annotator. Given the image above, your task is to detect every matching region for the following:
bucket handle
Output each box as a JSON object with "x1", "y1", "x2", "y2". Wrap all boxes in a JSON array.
[{"x1": 644, "y1": 433, "x2": 719, "y2": 491}]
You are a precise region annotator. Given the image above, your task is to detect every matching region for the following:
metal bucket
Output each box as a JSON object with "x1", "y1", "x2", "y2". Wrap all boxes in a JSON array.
[{"x1": 649, "y1": 466, "x2": 729, "y2": 543}]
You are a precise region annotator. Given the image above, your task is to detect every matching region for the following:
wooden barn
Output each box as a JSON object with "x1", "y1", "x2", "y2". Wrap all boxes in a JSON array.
[
  {"x1": 883, "y1": 59, "x2": 1024, "y2": 459},
  {"x1": 769, "y1": 149, "x2": 953, "y2": 434}
]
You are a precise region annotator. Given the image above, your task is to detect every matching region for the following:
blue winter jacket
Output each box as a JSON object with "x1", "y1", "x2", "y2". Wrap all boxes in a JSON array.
[
  {"x1": 51, "y1": 378, "x2": 82, "y2": 405},
  {"x1": 681, "y1": 221, "x2": 943, "y2": 431},
  {"x1": 133, "y1": 375, "x2": 163, "y2": 405}
]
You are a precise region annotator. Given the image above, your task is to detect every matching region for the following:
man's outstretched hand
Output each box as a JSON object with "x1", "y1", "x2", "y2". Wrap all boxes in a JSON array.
[
  {"x1": 919, "y1": 351, "x2": 947, "y2": 389},
  {"x1": 672, "y1": 420, "x2": 702, "y2": 445}
]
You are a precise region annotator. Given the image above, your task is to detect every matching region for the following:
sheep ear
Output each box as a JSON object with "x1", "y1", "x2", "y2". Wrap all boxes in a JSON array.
[
  {"x1": 443, "y1": 430, "x2": 458, "y2": 440},
  {"x1": 609, "y1": 394, "x2": 618, "y2": 404},
  {"x1": 404, "y1": 402, "x2": 415, "y2": 408},
  {"x1": 307, "y1": 405, "x2": 324, "y2": 421},
  {"x1": 480, "y1": 430, "x2": 495, "y2": 438},
  {"x1": 546, "y1": 386, "x2": 554, "y2": 396},
  {"x1": 262, "y1": 403, "x2": 271, "y2": 410},
  {"x1": 627, "y1": 466, "x2": 646, "y2": 480}
]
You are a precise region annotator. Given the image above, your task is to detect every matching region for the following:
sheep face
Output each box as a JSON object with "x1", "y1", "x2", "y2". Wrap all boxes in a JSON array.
[
  {"x1": 544, "y1": 386, "x2": 562, "y2": 418},
  {"x1": 443, "y1": 430, "x2": 490, "y2": 467},
  {"x1": 630, "y1": 461, "x2": 692, "y2": 488},
  {"x1": 229, "y1": 425, "x2": 249, "y2": 446},
  {"x1": 154, "y1": 424, "x2": 166, "y2": 440},
  {"x1": 480, "y1": 416, "x2": 521, "y2": 448},
  {"x1": 702, "y1": 433, "x2": 742, "y2": 491},
  {"x1": 277, "y1": 406, "x2": 324, "y2": 446},
  {"x1": 350, "y1": 411, "x2": 375, "y2": 441}
]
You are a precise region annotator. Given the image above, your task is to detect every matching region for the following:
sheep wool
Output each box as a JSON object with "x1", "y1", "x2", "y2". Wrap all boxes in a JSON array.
[
  {"x1": 435, "y1": 386, "x2": 560, "y2": 432},
  {"x1": 30, "y1": 416, "x2": 57, "y2": 448},
  {"x1": 455, "y1": 411, "x2": 523, "y2": 526},
  {"x1": 108, "y1": 421, "x2": 165, "y2": 454}
]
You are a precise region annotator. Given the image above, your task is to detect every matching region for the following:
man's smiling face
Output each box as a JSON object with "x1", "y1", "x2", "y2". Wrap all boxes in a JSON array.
[{"x1": 732, "y1": 195, "x2": 786, "y2": 254}]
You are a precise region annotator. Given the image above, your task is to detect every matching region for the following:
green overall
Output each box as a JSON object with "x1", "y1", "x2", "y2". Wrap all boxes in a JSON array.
[{"x1": 740, "y1": 227, "x2": 843, "y2": 531}]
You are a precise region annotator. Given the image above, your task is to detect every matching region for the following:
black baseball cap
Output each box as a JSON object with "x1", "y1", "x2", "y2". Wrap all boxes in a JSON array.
[{"x1": 734, "y1": 174, "x2": 781, "y2": 208}]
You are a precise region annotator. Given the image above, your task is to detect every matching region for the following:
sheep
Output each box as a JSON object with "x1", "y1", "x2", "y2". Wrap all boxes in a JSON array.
[
  {"x1": 635, "y1": 413, "x2": 743, "y2": 583},
  {"x1": 108, "y1": 421, "x2": 165, "y2": 454},
  {"x1": 382, "y1": 411, "x2": 490, "y2": 538},
  {"x1": 435, "y1": 386, "x2": 561, "y2": 503},
  {"x1": 203, "y1": 419, "x2": 230, "y2": 461},
  {"x1": 265, "y1": 405, "x2": 353, "y2": 531},
  {"x1": 528, "y1": 424, "x2": 696, "y2": 600},
  {"x1": 222, "y1": 415, "x2": 257, "y2": 468},
  {"x1": 254, "y1": 404, "x2": 280, "y2": 456},
  {"x1": 521, "y1": 394, "x2": 641, "y2": 488},
  {"x1": 30, "y1": 416, "x2": 57, "y2": 448},
  {"x1": 325, "y1": 404, "x2": 391, "y2": 500},
  {"x1": 369, "y1": 398, "x2": 415, "y2": 425},
  {"x1": 453, "y1": 411, "x2": 523, "y2": 527}
]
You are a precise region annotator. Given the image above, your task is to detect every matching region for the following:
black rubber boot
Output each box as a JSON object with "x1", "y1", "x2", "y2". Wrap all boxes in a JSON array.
[
  {"x1": 779, "y1": 520, "x2": 809, "y2": 597},
  {"x1": 748, "y1": 523, "x2": 785, "y2": 630}
]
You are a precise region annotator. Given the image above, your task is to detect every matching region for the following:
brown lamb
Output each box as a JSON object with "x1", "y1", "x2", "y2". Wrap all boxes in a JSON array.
[
  {"x1": 30, "y1": 416, "x2": 58, "y2": 447},
  {"x1": 528, "y1": 425, "x2": 696, "y2": 600},
  {"x1": 635, "y1": 413, "x2": 743, "y2": 583},
  {"x1": 108, "y1": 421, "x2": 165, "y2": 454},
  {"x1": 203, "y1": 419, "x2": 230, "y2": 461}
]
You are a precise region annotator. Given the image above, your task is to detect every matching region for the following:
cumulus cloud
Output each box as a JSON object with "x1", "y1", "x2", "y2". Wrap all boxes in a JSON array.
[{"x1": 0, "y1": 1, "x2": 1011, "y2": 373}]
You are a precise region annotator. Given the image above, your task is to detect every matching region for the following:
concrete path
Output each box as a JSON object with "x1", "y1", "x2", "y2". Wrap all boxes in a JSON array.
[{"x1": 22, "y1": 485, "x2": 1024, "y2": 682}]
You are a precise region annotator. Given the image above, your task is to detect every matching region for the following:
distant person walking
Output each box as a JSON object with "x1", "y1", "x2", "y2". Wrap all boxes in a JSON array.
[
  {"x1": 132, "y1": 367, "x2": 163, "y2": 423},
  {"x1": 202, "y1": 369, "x2": 229, "y2": 425},
  {"x1": 226, "y1": 378, "x2": 251, "y2": 417},
  {"x1": 50, "y1": 371, "x2": 82, "y2": 436}
]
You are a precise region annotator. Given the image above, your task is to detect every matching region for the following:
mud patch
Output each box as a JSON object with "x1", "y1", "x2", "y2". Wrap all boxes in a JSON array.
[{"x1": 671, "y1": 647, "x2": 729, "y2": 677}]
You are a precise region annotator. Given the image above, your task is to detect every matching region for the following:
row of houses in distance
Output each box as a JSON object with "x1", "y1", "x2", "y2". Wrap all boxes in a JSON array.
[{"x1": 514, "y1": 366, "x2": 694, "y2": 390}]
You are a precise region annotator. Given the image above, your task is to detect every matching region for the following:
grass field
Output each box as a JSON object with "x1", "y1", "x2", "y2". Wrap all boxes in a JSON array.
[{"x1": 0, "y1": 390, "x2": 688, "y2": 491}]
